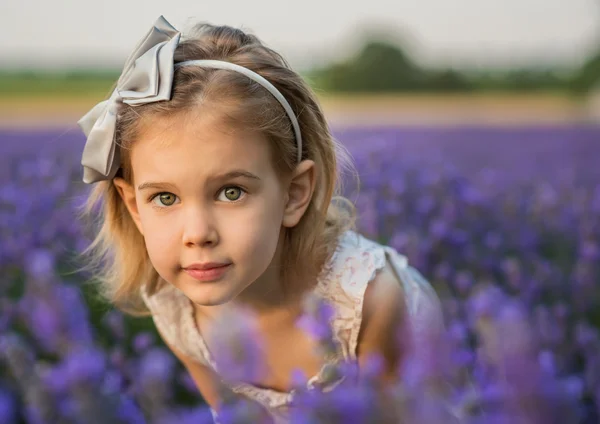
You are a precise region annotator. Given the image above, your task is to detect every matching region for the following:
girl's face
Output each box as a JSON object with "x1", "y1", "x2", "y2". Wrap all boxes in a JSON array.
[{"x1": 114, "y1": 111, "x2": 315, "y2": 310}]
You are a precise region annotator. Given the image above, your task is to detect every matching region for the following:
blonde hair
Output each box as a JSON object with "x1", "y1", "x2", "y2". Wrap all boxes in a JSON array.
[{"x1": 79, "y1": 22, "x2": 358, "y2": 316}]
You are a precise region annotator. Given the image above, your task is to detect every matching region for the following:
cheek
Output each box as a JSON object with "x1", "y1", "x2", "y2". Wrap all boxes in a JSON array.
[
  {"x1": 225, "y1": 196, "x2": 284, "y2": 259},
  {"x1": 138, "y1": 211, "x2": 179, "y2": 268}
]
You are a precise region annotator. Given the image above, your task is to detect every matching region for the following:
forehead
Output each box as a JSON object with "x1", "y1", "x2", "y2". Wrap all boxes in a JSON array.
[{"x1": 130, "y1": 111, "x2": 274, "y2": 181}]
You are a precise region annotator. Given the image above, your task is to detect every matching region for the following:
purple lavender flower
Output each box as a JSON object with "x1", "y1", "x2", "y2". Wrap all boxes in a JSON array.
[
  {"x1": 0, "y1": 388, "x2": 17, "y2": 424},
  {"x1": 206, "y1": 306, "x2": 267, "y2": 384},
  {"x1": 156, "y1": 406, "x2": 213, "y2": 424},
  {"x1": 116, "y1": 396, "x2": 147, "y2": 424},
  {"x1": 20, "y1": 295, "x2": 62, "y2": 352},
  {"x1": 453, "y1": 271, "x2": 474, "y2": 296},
  {"x1": 132, "y1": 346, "x2": 178, "y2": 419},
  {"x1": 296, "y1": 295, "x2": 335, "y2": 341},
  {"x1": 0, "y1": 334, "x2": 60, "y2": 423},
  {"x1": 290, "y1": 381, "x2": 377, "y2": 424},
  {"x1": 62, "y1": 346, "x2": 107, "y2": 387},
  {"x1": 216, "y1": 396, "x2": 273, "y2": 424},
  {"x1": 133, "y1": 331, "x2": 155, "y2": 354},
  {"x1": 4, "y1": 125, "x2": 600, "y2": 422},
  {"x1": 296, "y1": 293, "x2": 339, "y2": 359},
  {"x1": 137, "y1": 347, "x2": 176, "y2": 384},
  {"x1": 24, "y1": 248, "x2": 56, "y2": 284},
  {"x1": 102, "y1": 310, "x2": 126, "y2": 341}
]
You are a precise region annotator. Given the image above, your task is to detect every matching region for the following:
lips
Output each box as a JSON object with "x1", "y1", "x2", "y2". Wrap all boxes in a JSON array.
[
  {"x1": 183, "y1": 262, "x2": 232, "y2": 282},
  {"x1": 185, "y1": 262, "x2": 231, "y2": 271}
]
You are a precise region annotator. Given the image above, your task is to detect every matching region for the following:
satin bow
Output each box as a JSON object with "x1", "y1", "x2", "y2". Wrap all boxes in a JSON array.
[{"x1": 78, "y1": 16, "x2": 181, "y2": 183}]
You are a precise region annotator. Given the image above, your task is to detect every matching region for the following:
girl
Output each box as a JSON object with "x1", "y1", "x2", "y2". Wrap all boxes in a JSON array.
[{"x1": 79, "y1": 16, "x2": 445, "y2": 423}]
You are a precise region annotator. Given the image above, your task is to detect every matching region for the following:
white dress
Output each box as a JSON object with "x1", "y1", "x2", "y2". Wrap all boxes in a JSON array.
[{"x1": 141, "y1": 230, "x2": 445, "y2": 423}]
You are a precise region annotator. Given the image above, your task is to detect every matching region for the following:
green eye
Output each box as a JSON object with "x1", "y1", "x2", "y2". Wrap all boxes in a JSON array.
[
  {"x1": 224, "y1": 187, "x2": 241, "y2": 201},
  {"x1": 153, "y1": 193, "x2": 177, "y2": 206},
  {"x1": 218, "y1": 186, "x2": 246, "y2": 202}
]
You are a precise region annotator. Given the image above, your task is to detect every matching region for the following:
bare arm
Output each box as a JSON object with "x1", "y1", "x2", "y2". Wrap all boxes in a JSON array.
[
  {"x1": 156, "y1": 328, "x2": 275, "y2": 423},
  {"x1": 356, "y1": 259, "x2": 407, "y2": 383},
  {"x1": 155, "y1": 327, "x2": 224, "y2": 411}
]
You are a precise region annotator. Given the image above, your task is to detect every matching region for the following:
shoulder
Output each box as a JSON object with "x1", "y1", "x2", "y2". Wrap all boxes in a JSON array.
[
  {"x1": 362, "y1": 260, "x2": 406, "y2": 327},
  {"x1": 326, "y1": 230, "x2": 388, "y2": 298}
]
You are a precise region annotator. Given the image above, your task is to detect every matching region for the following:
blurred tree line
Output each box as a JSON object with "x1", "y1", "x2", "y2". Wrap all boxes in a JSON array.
[
  {"x1": 308, "y1": 39, "x2": 600, "y2": 96},
  {"x1": 1, "y1": 38, "x2": 599, "y2": 98}
]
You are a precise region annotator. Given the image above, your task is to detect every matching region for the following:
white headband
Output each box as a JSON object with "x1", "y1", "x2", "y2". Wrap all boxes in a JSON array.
[{"x1": 78, "y1": 15, "x2": 302, "y2": 184}]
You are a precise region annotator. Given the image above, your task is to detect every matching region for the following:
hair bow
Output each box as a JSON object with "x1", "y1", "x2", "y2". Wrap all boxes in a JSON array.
[{"x1": 78, "y1": 16, "x2": 181, "y2": 184}]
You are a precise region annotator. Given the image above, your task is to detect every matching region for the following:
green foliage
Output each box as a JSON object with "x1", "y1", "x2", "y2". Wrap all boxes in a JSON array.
[
  {"x1": 0, "y1": 70, "x2": 119, "y2": 98},
  {"x1": 569, "y1": 49, "x2": 600, "y2": 95}
]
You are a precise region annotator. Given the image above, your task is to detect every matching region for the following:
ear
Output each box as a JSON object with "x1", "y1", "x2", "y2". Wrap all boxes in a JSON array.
[
  {"x1": 282, "y1": 160, "x2": 316, "y2": 228},
  {"x1": 113, "y1": 177, "x2": 144, "y2": 236}
]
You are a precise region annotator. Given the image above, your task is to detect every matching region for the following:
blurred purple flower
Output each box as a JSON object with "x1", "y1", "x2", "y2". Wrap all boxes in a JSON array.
[
  {"x1": 116, "y1": 396, "x2": 147, "y2": 424},
  {"x1": 4, "y1": 126, "x2": 600, "y2": 422},
  {"x1": 0, "y1": 334, "x2": 60, "y2": 423},
  {"x1": 296, "y1": 294, "x2": 339, "y2": 358},
  {"x1": 156, "y1": 406, "x2": 213, "y2": 424},
  {"x1": 134, "y1": 346, "x2": 177, "y2": 417},
  {"x1": 24, "y1": 248, "x2": 56, "y2": 284},
  {"x1": 133, "y1": 331, "x2": 155, "y2": 354},
  {"x1": 138, "y1": 347, "x2": 176, "y2": 383},
  {"x1": 62, "y1": 346, "x2": 107, "y2": 387},
  {"x1": 290, "y1": 380, "x2": 384, "y2": 424},
  {"x1": 538, "y1": 350, "x2": 557, "y2": 376},
  {"x1": 207, "y1": 306, "x2": 267, "y2": 384},
  {"x1": 453, "y1": 271, "x2": 474, "y2": 296},
  {"x1": 0, "y1": 388, "x2": 17, "y2": 424},
  {"x1": 22, "y1": 296, "x2": 62, "y2": 352},
  {"x1": 215, "y1": 395, "x2": 272, "y2": 424},
  {"x1": 468, "y1": 285, "x2": 506, "y2": 322},
  {"x1": 109, "y1": 346, "x2": 127, "y2": 370},
  {"x1": 103, "y1": 310, "x2": 126, "y2": 341},
  {"x1": 575, "y1": 321, "x2": 599, "y2": 351},
  {"x1": 447, "y1": 320, "x2": 469, "y2": 345},
  {"x1": 296, "y1": 297, "x2": 334, "y2": 341}
]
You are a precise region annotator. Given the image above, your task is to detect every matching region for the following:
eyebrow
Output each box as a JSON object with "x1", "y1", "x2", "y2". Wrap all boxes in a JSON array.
[{"x1": 137, "y1": 170, "x2": 261, "y2": 191}]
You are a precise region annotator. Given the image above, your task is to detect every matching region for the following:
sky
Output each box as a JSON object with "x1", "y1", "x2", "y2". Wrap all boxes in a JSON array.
[{"x1": 1, "y1": 0, "x2": 599, "y2": 71}]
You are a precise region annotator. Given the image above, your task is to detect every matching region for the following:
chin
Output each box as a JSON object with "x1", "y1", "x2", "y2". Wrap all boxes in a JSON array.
[
  {"x1": 180, "y1": 281, "x2": 237, "y2": 307},
  {"x1": 189, "y1": 294, "x2": 233, "y2": 307}
]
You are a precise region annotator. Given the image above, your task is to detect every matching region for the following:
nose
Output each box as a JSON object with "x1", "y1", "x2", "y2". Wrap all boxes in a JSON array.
[{"x1": 181, "y1": 204, "x2": 218, "y2": 248}]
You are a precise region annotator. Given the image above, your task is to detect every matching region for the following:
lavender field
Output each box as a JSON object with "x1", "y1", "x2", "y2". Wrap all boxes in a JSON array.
[{"x1": 1, "y1": 124, "x2": 600, "y2": 423}]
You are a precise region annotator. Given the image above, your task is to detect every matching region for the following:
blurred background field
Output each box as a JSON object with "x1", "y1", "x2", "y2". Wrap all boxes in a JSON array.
[
  {"x1": 1, "y1": 40, "x2": 600, "y2": 127},
  {"x1": 2, "y1": 16, "x2": 600, "y2": 127},
  {"x1": 2, "y1": 1, "x2": 600, "y2": 423}
]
